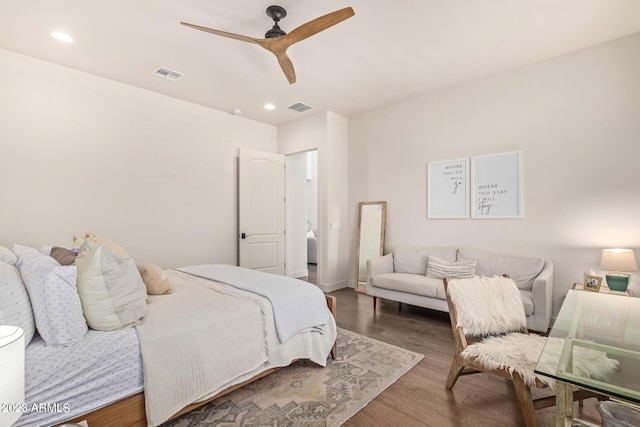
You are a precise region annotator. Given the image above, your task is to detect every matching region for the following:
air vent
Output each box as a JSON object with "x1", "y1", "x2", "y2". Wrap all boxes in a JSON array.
[
  {"x1": 153, "y1": 67, "x2": 185, "y2": 82},
  {"x1": 288, "y1": 102, "x2": 313, "y2": 113}
]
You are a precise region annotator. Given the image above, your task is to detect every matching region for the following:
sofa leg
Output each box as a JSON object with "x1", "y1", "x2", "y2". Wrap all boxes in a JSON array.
[{"x1": 373, "y1": 296, "x2": 377, "y2": 310}]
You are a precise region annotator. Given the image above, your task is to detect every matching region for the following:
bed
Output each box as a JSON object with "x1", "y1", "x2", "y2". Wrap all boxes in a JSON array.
[{"x1": 1, "y1": 242, "x2": 336, "y2": 427}]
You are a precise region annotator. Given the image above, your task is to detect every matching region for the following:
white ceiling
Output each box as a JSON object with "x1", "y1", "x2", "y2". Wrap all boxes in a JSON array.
[{"x1": 1, "y1": 1, "x2": 640, "y2": 126}]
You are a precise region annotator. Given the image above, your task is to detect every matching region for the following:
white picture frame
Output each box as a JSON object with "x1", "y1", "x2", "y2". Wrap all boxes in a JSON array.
[
  {"x1": 471, "y1": 151, "x2": 522, "y2": 219},
  {"x1": 427, "y1": 158, "x2": 469, "y2": 218}
]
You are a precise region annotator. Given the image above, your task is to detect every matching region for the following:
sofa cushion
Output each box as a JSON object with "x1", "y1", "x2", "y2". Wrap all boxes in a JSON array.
[
  {"x1": 457, "y1": 248, "x2": 544, "y2": 291},
  {"x1": 393, "y1": 246, "x2": 457, "y2": 275},
  {"x1": 372, "y1": 273, "x2": 444, "y2": 299},
  {"x1": 520, "y1": 290, "x2": 534, "y2": 316}
]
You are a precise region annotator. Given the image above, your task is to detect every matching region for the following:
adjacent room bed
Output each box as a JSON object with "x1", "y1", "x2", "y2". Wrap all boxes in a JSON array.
[{"x1": 1, "y1": 240, "x2": 336, "y2": 427}]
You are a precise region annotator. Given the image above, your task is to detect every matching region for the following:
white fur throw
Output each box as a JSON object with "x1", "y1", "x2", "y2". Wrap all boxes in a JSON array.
[
  {"x1": 462, "y1": 334, "x2": 619, "y2": 388},
  {"x1": 448, "y1": 276, "x2": 526, "y2": 336}
]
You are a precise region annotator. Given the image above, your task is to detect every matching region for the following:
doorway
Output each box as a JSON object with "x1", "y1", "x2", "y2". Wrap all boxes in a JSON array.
[{"x1": 285, "y1": 150, "x2": 318, "y2": 279}]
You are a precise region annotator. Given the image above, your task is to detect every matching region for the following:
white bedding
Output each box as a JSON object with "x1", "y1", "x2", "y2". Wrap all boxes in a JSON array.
[
  {"x1": 18, "y1": 327, "x2": 143, "y2": 427},
  {"x1": 139, "y1": 270, "x2": 336, "y2": 426},
  {"x1": 19, "y1": 268, "x2": 336, "y2": 427},
  {"x1": 177, "y1": 264, "x2": 330, "y2": 342},
  {"x1": 137, "y1": 271, "x2": 269, "y2": 426}
]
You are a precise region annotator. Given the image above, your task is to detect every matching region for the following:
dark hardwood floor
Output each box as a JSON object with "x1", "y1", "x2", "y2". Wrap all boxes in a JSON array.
[{"x1": 323, "y1": 288, "x2": 602, "y2": 427}]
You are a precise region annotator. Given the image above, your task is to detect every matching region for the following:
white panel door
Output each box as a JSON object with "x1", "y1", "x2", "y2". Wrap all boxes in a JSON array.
[{"x1": 239, "y1": 148, "x2": 285, "y2": 274}]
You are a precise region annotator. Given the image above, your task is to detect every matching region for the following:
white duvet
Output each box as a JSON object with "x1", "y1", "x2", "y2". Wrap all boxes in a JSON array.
[
  {"x1": 137, "y1": 269, "x2": 336, "y2": 427},
  {"x1": 178, "y1": 264, "x2": 331, "y2": 342}
]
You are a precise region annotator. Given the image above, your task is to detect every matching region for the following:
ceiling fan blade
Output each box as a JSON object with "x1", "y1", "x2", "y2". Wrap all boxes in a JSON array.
[
  {"x1": 280, "y1": 7, "x2": 354, "y2": 47},
  {"x1": 181, "y1": 7, "x2": 354, "y2": 85},
  {"x1": 180, "y1": 22, "x2": 266, "y2": 47},
  {"x1": 275, "y1": 52, "x2": 296, "y2": 84}
]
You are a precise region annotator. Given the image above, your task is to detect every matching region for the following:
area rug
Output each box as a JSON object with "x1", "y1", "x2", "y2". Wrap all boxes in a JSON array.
[{"x1": 163, "y1": 328, "x2": 424, "y2": 427}]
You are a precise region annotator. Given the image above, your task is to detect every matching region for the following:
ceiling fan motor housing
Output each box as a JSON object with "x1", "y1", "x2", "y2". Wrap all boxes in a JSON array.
[{"x1": 265, "y1": 5, "x2": 287, "y2": 38}]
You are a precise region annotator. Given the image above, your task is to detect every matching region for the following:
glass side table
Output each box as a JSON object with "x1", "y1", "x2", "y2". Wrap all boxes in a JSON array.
[{"x1": 534, "y1": 290, "x2": 640, "y2": 426}]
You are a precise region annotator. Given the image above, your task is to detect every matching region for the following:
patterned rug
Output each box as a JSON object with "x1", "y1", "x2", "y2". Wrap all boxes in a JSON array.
[{"x1": 163, "y1": 328, "x2": 424, "y2": 427}]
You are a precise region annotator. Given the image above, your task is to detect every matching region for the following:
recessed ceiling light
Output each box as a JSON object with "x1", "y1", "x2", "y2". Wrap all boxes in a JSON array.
[
  {"x1": 51, "y1": 31, "x2": 73, "y2": 43},
  {"x1": 264, "y1": 103, "x2": 276, "y2": 110}
]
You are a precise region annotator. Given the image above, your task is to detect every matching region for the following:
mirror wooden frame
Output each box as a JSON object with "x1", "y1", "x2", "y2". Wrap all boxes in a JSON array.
[{"x1": 355, "y1": 201, "x2": 386, "y2": 293}]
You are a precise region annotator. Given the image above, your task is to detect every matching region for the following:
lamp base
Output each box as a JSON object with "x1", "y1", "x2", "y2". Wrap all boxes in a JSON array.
[{"x1": 606, "y1": 273, "x2": 629, "y2": 292}]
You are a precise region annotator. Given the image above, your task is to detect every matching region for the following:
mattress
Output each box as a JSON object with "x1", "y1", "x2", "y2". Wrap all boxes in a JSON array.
[{"x1": 18, "y1": 327, "x2": 143, "y2": 427}]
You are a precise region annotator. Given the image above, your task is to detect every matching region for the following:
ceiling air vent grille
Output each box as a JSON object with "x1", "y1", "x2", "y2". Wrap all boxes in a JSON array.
[
  {"x1": 288, "y1": 102, "x2": 313, "y2": 113},
  {"x1": 153, "y1": 67, "x2": 185, "y2": 82}
]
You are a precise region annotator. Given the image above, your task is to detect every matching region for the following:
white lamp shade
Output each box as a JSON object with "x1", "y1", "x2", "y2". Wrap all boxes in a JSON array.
[
  {"x1": 0, "y1": 325, "x2": 25, "y2": 426},
  {"x1": 600, "y1": 249, "x2": 638, "y2": 272}
]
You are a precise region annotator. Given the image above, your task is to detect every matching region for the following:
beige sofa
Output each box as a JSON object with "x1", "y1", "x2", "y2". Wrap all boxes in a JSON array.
[{"x1": 366, "y1": 247, "x2": 553, "y2": 332}]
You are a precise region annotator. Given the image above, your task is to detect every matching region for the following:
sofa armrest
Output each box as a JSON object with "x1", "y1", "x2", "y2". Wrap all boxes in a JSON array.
[
  {"x1": 366, "y1": 253, "x2": 393, "y2": 288},
  {"x1": 530, "y1": 259, "x2": 554, "y2": 332}
]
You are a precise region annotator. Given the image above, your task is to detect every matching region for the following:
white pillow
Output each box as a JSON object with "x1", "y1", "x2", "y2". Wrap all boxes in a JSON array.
[
  {"x1": 20, "y1": 255, "x2": 88, "y2": 345},
  {"x1": 426, "y1": 254, "x2": 477, "y2": 279},
  {"x1": 0, "y1": 261, "x2": 36, "y2": 346},
  {"x1": 0, "y1": 245, "x2": 17, "y2": 265},
  {"x1": 76, "y1": 241, "x2": 147, "y2": 331},
  {"x1": 12, "y1": 244, "x2": 44, "y2": 270}
]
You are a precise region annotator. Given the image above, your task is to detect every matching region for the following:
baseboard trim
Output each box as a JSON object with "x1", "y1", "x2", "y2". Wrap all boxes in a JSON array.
[
  {"x1": 287, "y1": 269, "x2": 308, "y2": 279},
  {"x1": 316, "y1": 280, "x2": 348, "y2": 293}
]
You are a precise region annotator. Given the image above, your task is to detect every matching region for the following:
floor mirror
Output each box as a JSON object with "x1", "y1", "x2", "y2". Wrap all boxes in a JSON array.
[{"x1": 355, "y1": 201, "x2": 386, "y2": 292}]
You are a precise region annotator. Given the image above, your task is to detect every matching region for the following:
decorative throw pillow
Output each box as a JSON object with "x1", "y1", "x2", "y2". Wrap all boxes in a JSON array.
[
  {"x1": 137, "y1": 264, "x2": 172, "y2": 295},
  {"x1": 0, "y1": 245, "x2": 18, "y2": 265},
  {"x1": 426, "y1": 254, "x2": 477, "y2": 279},
  {"x1": 84, "y1": 232, "x2": 129, "y2": 256},
  {"x1": 19, "y1": 255, "x2": 88, "y2": 345},
  {"x1": 50, "y1": 246, "x2": 78, "y2": 266},
  {"x1": 76, "y1": 241, "x2": 147, "y2": 331},
  {"x1": 0, "y1": 261, "x2": 36, "y2": 346}
]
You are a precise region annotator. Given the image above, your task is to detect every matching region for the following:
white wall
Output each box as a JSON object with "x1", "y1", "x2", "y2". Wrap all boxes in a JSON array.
[
  {"x1": 278, "y1": 111, "x2": 349, "y2": 291},
  {"x1": 0, "y1": 48, "x2": 277, "y2": 268},
  {"x1": 306, "y1": 150, "x2": 318, "y2": 233},
  {"x1": 285, "y1": 152, "x2": 308, "y2": 278},
  {"x1": 348, "y1": 33, "x2": 640, "y2": 314},
  {"x1": 322, "y1": 112, "x2": 350, "y2": 291}
]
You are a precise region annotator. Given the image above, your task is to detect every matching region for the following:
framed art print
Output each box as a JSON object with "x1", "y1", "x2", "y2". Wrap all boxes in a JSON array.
[
  {"x1": 471, "y1": 151, "x2": 522, "y2": 219},
  {"x1": 427, "y1": 158, "x2": 469, "y2": 218}
]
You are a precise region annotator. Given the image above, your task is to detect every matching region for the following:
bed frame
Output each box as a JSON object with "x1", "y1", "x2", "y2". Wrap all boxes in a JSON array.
[{"x1": 62, "y1": 295, "x2": 337, "y2": 427}]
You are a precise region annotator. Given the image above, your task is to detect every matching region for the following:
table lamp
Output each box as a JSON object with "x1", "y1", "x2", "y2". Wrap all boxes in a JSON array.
[
  {"x1": 0, "y1": 325, "x2": 25, "y2": 427},
  {"x1": 600, "y1": 248, "x2": 638, "y2": 292}
]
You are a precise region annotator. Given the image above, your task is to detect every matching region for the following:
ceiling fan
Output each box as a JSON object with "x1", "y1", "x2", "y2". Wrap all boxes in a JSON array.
[{"x1": 181, "y1": 5, "x2": 355, "y2": 84}]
